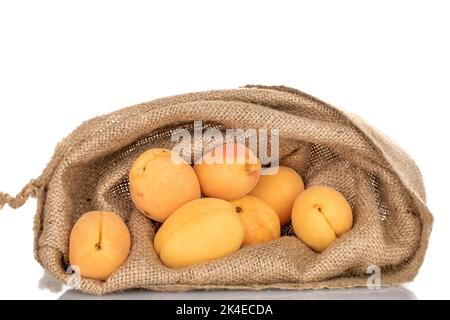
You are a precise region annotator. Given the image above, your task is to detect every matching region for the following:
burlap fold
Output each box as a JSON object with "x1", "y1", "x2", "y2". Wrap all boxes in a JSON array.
[{"x1": 0, "y1": 85, "x2": 433, "y2": 295}]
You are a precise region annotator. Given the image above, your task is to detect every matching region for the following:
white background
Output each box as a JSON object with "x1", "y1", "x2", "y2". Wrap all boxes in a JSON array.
[{"x1": 0, "y1": 0, "x2": 449, "y2": 299}]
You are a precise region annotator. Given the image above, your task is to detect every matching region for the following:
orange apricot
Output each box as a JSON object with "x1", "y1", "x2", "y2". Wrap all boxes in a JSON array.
[
  {"x1": 129, "y1": 148, "x2": 201, "y2": 222},
  {"x1": 193, "y1": 143, "x2": 261, "y2": 200},
  {"x1": 69, "y1": 211, "x2": 131, "y2": 280}
]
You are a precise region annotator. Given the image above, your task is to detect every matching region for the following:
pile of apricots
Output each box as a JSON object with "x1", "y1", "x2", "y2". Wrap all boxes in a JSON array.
[{"x1": 69, "y1": 143, "x2": 353, "y2": 280}]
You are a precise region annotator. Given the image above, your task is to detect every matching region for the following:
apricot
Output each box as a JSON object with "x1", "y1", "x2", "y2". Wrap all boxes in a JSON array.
[
  {"x1": 129, "y1": 148, "x2": 201, "y2": 222},
  {"x1": 249, "y1": 166, "x2": 304, "y2": 225},
  {"x1": 69, "y1": 211, "x2": 131, "y2": 280},
  {"x1": 193, "y1": 143, "x2": 261, "y2": 200},
  {"x1": 154, "y1": 198, "x2": 244, "y2": 268},
  {"x1": 291, "y1": 186, "x2": 353, "y2": 252},
  {"x1": 230, "y1": 195, "x2": 280, "y2": 247}
]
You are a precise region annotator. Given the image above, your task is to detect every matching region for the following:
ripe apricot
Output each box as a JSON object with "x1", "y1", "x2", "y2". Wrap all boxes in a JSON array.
[
  {"x1": 193, "y1": 143, "x2": 261, "y2": 200},
  {"x1": 69, "y1": 211, "x2": 131, "y2": 280},
  {"x1": 291, "y1": 186, "x2": 353, "y2": 252},
  {"x1": 230, "y1": 195, "x2": 280, "y2": 247},
  {"x1": 249, "y1": 166, "x2": 304, "y2": 225},
  {"x1": 154, "y1": 198, "x2": 244, "y2": 268},
  {"x1": 129, "y1": 148, "x2": 201, "y2": 222}
]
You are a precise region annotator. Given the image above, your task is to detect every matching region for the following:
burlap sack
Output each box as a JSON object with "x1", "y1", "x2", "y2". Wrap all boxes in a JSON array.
[{"x1": 0, "y1": 85, "x2": 433, "y2": 295}]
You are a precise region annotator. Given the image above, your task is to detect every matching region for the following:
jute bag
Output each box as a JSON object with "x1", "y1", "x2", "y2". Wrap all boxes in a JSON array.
[{"x1": 0, "y1": 85, "x2": 433, "y2": 295}]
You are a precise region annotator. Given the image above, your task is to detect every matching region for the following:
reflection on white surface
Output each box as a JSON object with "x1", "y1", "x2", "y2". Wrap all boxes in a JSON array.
[{"x1": 59, "y1": 286, "x2": 416, "y2": 300}]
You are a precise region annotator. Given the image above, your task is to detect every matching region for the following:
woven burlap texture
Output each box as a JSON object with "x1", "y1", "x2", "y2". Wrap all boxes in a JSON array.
[{"x1": 0, "y1": 85, "x2": 433, "y2": 295}]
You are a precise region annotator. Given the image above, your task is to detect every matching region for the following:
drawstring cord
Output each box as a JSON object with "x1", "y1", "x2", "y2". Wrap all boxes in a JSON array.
[{"x1": 0, "y1": 179, "x2": 39, "y2": 210}]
